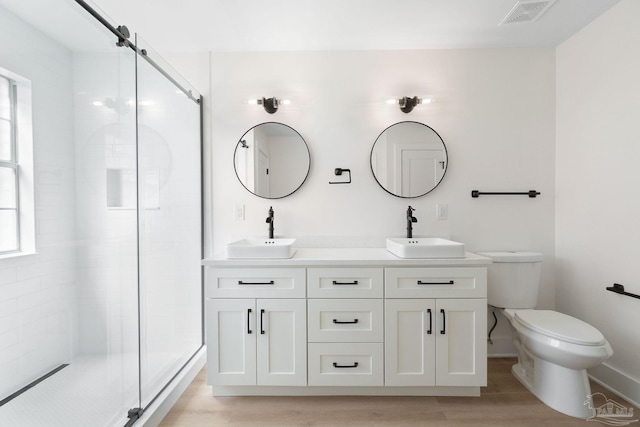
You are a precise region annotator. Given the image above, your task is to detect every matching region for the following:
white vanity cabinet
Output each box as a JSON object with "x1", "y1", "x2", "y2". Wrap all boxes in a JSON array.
[
  {"x1": 384, "y1": 268, "x2": 487, "y2": 387},
  {"x1": 203, "y1": 249, "x2": 490, "y2": 396},
  {"x1": 205, "y1": 268, "x2": 307, "y2": 386}
]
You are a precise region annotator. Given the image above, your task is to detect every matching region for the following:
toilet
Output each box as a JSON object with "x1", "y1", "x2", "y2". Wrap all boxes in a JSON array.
[{"x1": 481, "y1": 251, "x2": 613, "y2": 419}]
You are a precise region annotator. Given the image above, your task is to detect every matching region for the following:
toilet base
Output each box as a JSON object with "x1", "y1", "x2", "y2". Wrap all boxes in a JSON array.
[{"x1": 512, "y1": 357, "x2": 594, "y2": 419}]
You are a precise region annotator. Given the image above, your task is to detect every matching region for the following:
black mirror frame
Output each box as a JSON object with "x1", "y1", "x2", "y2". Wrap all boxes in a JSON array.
[
  {"x1": 233, "y1": 122, "x2": 311, "y2": 199},
  {"x1": 370, "y1": 121, "x2": 448, "y2": 198}
]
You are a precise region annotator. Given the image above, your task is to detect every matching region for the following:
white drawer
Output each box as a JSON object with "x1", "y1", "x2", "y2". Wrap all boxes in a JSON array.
[
  {"x1": 308, "y1": 299, "x2": 383, "y2": 343},
  {"x1": 385, "y1": 267, "x2": 486, "y2": 298},
  {"x1": 205, "y1": 267, "x2": 305, "y2": 298},
  {"x1": 308, "y1": 343, "x2": 383, "y2": 386},
  {"x1": 307, "y1": 268, "x2": 383, "y2": 298}
]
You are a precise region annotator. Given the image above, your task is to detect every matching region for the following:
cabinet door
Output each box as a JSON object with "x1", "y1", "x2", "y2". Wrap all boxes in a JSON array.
[
  {"x1": 385, "y1": 299, "x2": 436, "y2": 386},
  {"x1": 206, "y1": 299, "x2": 256, "y2": 385},
  {"x1": 435, "y1": 299, "x2": 487, "y2": 386},
  {"x1": 256, "y1": 299, "x2": 307, "y2": 386}
]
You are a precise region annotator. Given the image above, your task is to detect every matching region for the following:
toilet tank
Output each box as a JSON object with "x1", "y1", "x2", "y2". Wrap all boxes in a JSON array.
[{"x1": 479, "y1": 251, "x2": 543, "y2": 309}]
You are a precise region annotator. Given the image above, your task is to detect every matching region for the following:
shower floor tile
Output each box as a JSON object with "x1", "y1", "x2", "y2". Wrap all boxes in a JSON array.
[
  {"x1": 0, "y1": 355, "x2": 136, "y2": 427},
  {"x1": 0, "y1": 352, "x2": 183, "y2": 427}
]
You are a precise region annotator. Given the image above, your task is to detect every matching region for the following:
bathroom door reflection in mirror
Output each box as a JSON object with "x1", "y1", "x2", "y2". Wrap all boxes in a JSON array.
[
  {"x1": 371, "y1": 121, "x2": 448, "y2": 198},
  {"x1": 234, "y1": 122, "x2": 310, "y2": 199}
]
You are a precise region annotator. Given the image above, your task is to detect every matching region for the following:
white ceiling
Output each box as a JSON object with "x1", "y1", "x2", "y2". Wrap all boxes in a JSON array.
[
  {"x1": 87, "y1": 0, "x2": 621, "y2": 52},
  {"x1": 0, "y1": 0, "x2": 622, "y2": 53}
]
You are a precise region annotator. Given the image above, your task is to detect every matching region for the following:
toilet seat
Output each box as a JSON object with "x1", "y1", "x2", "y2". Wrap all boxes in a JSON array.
[{"x1": 513, "y1": 310, "x2": 606, "y2": 346}]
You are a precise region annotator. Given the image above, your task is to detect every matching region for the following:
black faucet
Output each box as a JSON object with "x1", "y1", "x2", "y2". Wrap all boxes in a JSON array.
[
  {"x1": 406, "y1": 205, "x2": 417, "y2": 238},
  {"x1": 266, "y1": 206, "x2": 274, "y2": 239}
]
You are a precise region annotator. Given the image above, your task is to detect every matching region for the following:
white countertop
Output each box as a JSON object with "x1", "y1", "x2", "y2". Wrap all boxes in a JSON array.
[{"x1": 202, "y1": 248, "x2": 492, "y2": 267}]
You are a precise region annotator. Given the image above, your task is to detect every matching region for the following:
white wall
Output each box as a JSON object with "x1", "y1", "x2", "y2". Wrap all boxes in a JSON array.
[
  {"x1": 209, "y1": 49, "x2": 557, "y2": 352},
  {"x1": 556, "y1": 0, "x2": 640, "y2": 405},
  {"x1": 0, "y1": 6, "x2": 76, "y2": 399}
]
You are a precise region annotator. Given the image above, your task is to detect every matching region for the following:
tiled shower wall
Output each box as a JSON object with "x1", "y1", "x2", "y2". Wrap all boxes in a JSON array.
[{"x1": 0, "y1": 6, "x2": 77, "y2": 399}]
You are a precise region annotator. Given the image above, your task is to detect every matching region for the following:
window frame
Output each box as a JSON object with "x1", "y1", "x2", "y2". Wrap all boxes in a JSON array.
[
  {"x1": 0, "y1": 68, "x2": 35, "y2": 259},
  {"x1": 0, "y1": 75, "x2": 20, "y2": 254}
]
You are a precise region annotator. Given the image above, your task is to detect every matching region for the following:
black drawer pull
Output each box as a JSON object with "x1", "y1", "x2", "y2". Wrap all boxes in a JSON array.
[
  {"x1": 333, "y1": 318, "x2": 359, "y2": 324},
  {"x1": 260, "y1": 309, "x2": 266, "y2": 335},
  {"x1": 333, "y1": 362, "x2": 359, "y2": 368},
  {"x1": 247, "y1": 309, "x2": 252, "y2": 335},
  {"x1": 332, "y1": 280, "x2": 359, "y2": 286},
  {"x1": 426, "y1": 308, "x2": 432, "y2": 335},
  {"x1": 440, "y1": 309, "x2": 446, "y2": 335},
  {"x1": 417, "y1": 280, "x2": 454, "y2": 285},
  {"x1": 238, "y1": 280, "x2": 275, "y2": 286}
]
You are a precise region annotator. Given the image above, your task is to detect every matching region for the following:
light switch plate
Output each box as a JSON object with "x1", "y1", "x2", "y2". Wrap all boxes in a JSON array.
[
  {"x1": 437, "y1": 204, "x2": 448, "y2": 220},
  {"x1": 234, "y1": 204, "x2": 245, "y2": 221}
]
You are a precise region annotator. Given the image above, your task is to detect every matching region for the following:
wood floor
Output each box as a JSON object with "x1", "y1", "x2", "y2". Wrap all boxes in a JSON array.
[{"x1": 159, "y1": 358, "x2": 639, "y2": 426}]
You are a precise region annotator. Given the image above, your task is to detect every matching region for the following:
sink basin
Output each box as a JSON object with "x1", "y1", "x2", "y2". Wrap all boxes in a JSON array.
[
  {"x1": 386, "y1": 237, "x2": 465, "y2": 259},
  {"x1": 226, "y1": 238, "x2": 296, "y2": 259}
]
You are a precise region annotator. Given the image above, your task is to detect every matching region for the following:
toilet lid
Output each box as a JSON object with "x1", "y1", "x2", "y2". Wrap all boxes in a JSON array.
[{"x1": 514, "y1": 310, "x2": 606, "y2": 346}]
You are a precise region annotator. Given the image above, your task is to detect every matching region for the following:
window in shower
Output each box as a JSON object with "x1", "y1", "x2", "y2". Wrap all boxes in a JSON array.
[
  {"x1": 0, "y1": 74, "x2": 18, "y2": 253},
  {"x1": 0, "y1": 68, "x2": 35, "y2": 256},
  {"x1": 0, "y1": 70, "x2": 34, "y2": 256}
]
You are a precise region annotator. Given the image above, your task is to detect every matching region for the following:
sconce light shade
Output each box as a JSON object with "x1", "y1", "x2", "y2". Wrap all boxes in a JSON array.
[
  {"x1": 248, "y1": 97, "x2": 290, "y2": 114},
  {"x1": 261, "y1": 97, "x2": 279, "y2": 114},
  {"x1": 388, "y1": 96, "x2": 432, "y2": 113},
  {"x1": 400, "y1": 96, "x2": 419, "y2": 113}
]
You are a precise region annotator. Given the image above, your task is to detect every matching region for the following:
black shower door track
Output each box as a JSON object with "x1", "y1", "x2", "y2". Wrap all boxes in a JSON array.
[{"x1": 74, "y1": 0, "x2": 200, "y2": 105}]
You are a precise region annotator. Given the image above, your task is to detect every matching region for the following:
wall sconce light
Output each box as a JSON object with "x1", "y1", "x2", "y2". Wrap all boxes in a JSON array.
[
  {"x1": 248, "y1": 97, "x2": 291, "y2": 114},
  {"x1": 387, "y1": 96, "x2": 432, "y2": 113}
]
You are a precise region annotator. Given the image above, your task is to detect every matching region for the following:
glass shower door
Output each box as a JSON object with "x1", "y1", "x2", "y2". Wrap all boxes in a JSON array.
[
  {"x1": 134, "y1": 35, "x2": 203, "y2": 408},
  {"x1": 71, "y1": 8, "x2": 142, "y2": 424}
]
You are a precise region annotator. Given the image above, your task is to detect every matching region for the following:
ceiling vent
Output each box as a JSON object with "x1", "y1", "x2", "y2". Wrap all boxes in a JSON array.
[{"x1": 500, "y1": 0, "x2": 557, "y2": 25}]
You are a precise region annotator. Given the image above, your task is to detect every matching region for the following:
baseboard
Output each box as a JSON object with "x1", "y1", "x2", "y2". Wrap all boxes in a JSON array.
[
  {"x1": 212, "y1": 385, "x2": 481, "y2": 397},
  {"x1": 138, "y1": 346, "x2": 207, "y2": 427},
  {"x1": 589, "y1": 362, "x2": 640, "y2": 408}
]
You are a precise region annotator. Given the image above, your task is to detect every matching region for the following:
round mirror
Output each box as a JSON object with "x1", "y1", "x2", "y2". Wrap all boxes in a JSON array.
[
  {"x1": 370, "y1": 121, "x2": 448, "y2": 198},
  {"x1": 234, "y1": 122, "x2": 310, "y2": 199}
]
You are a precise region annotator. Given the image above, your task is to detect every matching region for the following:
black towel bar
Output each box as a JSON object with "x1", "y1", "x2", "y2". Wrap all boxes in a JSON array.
[
  {"x1": 606, "y1": 283, "x2": 640, "y2": 300},
  {"x1": 471, "y1": 190, "x2": 540, "y2": 198}
]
